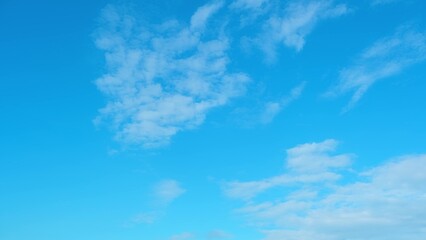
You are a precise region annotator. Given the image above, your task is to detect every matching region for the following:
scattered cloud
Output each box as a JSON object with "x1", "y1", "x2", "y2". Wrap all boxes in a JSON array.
[
  {"x1": 94, "y1": 3, "x2": 250, "y2": 148},
  {"x1": 256, "y1": 0, "x2": 348, "y2": 61},
  {"x1": 223, "y1": 140, "x2": 426, "y2": 239},
  {"x1": 230, "y1": 0, "x2": 269, "y2": 10},
  {"x1": 223, "y1": 139, "x2": 352, "y2": 200},
  {"x1": 260, "y1": 81, "x2": 306, "y2": 124},
  {"x1": 154, "y1": 179, "x2": 186, "y2": 205},
  {"x1": 126, "y1": 179, "x2": 185, "y2": 226},
  {"x1": 285, "y1": 138, "x2": 352, "y2": 173},
  {"x1": 327, "y1": 27, "x2": 426, "y2": 111},
  {"x1": 190, "y1": 1, "x2": 224, "y2": 31},
  {"x1": 128, "y1": 211, "x2": 159, "y2": 225}
]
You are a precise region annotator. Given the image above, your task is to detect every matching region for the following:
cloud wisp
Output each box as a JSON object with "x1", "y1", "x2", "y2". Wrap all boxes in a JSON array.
[
  {"x1": 223, "y1": 140, "x2": 426, "y2": 240},
  {"x1": 255, "y1": 0, "x2": 348, "y2": 61},
  {"x1": 327, "y1": 27, "x2": 426, "y2": 111},
  {"x1": 230, "y1": 0, "x2": 270, "y2": 10},
  {"x1": 154, "y1": 179, "x2": 186, "y2": 205},
  {"x1": 94, "y1": 3, "x2": 250, "y2": 148},
  {"x1": 260, "y1": 81, "x2": 306, "y2": 124},
  {"x1": 129, "y1": 179, "x2": 186, "y2": 225}
]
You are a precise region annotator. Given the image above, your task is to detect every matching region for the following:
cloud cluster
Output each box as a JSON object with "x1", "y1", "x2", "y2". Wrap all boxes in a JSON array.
[
  {"x1": 327, "y1": 27, "x2": 426, "y2": 110},
  {"x1": 94, "y1": 3, "x2": 250, "y2": 147},
  {"x1": 94, "y1": 1, "x2": 352, "y2": 147},
  {"x1": 94, "y1": 0, "x2": 424, "y2": 149},
  {"x1": 223, "y1": 140, "x2": 426, "y2": 240}
]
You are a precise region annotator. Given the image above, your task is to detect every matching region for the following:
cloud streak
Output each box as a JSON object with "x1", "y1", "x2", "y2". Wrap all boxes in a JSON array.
[
  {"x1": 256, "y1": 0, "x2": 348, "y2": 61},
  {"x1": 94, "y1": 3, "x2": 250, "y2": 147},
  {"x1": 128, "y1": 179, "x2": 186, "y2": 225},
  {"x1": 260, "y1": 81, "x2": 306, "y2": 123},
  {"x1": 327, "y1": 27, "x2": 426, "y2": 111},
  {"x1": 230, "y1": 0, "x2": 269, "y2": 10},
  {"x1": 223, "y1": 140, "x2": 426, "y2": 240}
]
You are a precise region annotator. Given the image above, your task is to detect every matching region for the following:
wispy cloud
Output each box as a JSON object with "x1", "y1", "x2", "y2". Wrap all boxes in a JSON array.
[
  {"x1": 327, "y1": 27, "x2": 426, "y2": 111},
  {"x1": 94, "y1": 3, "x2": 250, "y2": 148},
  {"x1": 154, "y1": 179, "x2": 186, "y2": 205},
  {"x1": 127, "y1": 179, "x2": 185, "y2": 225},
  {"x1": 223, "y1": 140, "x2": 426, "y2": 239},
  {"x1": 190, "y1": 1, "x2": 224, "y2": 31},
  {"x1": 260, "y1": 81, "x2": 306, "y2": 124},
  {"x1": 223, "y1": 139, "x2": 352, "y2": 200},
  {"x1": 230, "y1": 0, "x2": 269, "y2": 10},
  {"x1": 256, "y1": 0, "x2": 348, "y2": 61}
]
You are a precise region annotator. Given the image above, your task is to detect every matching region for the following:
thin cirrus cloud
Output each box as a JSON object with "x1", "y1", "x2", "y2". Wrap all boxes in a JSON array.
[
  {"x1": 223, "y1": 140, "x2": 426, "y2": 240},
  {"x1": 94, "y1": 2, "x2": 250, "y2": 148},
  {"x1": 230, "y1": 0, "x2": 269, "y2": 10},
  {"x1": 254, "y1": 0, "x2": 348, "y2": 61},
  {"x1": 128, "y1": 179, "x2": 185, "y2": 225},
  {"x1": 327, "y1": 27, "x2": 426, "y2": 111},
  {"x1": 260, "y1": 81, "x2": 306, "y2": 124},
  {"x1": 154, "y1": 179, "x2": 186, "y2": 205}
]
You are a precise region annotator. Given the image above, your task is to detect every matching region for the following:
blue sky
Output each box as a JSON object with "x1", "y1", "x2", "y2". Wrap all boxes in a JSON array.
[{"x1": 1, "y1": 0, "x2": 426, "y2": 239}]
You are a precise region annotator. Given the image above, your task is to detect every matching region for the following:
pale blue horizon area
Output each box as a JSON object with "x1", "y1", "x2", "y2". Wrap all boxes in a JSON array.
[{"x1": 1, "y1": 0, "x2": 426, "y2": 240}]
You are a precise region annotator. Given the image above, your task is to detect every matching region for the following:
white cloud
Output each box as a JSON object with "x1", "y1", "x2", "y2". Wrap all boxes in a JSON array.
[
  {"x1": 327, "y1": 27, "x2": 426, "y2": 111},
  {"x1": 223, "y1": 140, "x2": 426, "y2": 240},
  {"x1": 126, "y1": 179, "x2": 186, "y2": 226},
  {"x1": 223, "y1": 139, "x2": 352, "y2": 200},
  {"x1": 94, "y1": 4, "x2": 250, "y2": 148},
  {"x1": 260, "y1": 81, "x2": 306, "y2": 123},
  {"x1": 286, "y1": 139, "x2": 351, "y2": 173},
  {"x1": 190, "y1": 1, "x2": 224, "y2": 31},
  {"x1": 230, "y1": 0, "x2": 269, "y2": 10},
  {"x1": 128, "y1": 211, "x2": 159, "y2": 225},
  {"x1": 257, "y1": 0, "x2": 348, "y2": 61},
  {"x1": 154, "y1": 179, "x2": 186, "y2": 205}
]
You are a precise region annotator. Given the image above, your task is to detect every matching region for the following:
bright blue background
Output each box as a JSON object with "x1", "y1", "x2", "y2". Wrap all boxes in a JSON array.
[{"x1": 1, "y1": 0, "x2": 425, "y2": 239}]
